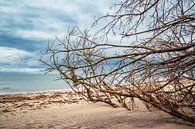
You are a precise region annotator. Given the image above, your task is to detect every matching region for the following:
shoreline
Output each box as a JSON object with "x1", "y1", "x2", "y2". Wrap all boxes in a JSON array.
[
  {"x1": 0, "y1": 91, "x2": 194, "y2": 129},
  {"x1": 0, "y1": 88, "x2": 71, "y2": 95}
]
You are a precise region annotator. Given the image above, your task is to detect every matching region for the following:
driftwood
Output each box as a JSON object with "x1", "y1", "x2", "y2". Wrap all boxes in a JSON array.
[{"x1": 41, "y1": 0, "x2": 195, "y2": 123}]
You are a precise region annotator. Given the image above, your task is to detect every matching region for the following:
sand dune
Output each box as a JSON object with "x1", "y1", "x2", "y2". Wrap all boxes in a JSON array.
[{"x1": 0, "y1": 91, "x2": 194, "y2": 129}]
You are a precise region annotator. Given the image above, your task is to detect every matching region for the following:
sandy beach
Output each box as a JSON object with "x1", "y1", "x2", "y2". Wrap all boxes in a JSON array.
[{"x1": 0, "y1": 91, "x2": 194, "y2": 129}]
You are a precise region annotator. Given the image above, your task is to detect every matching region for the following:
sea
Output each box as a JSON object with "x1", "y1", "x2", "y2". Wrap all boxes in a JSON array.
[{"x1": 0, "y1": 73, "x2": 69, "y2": 95}]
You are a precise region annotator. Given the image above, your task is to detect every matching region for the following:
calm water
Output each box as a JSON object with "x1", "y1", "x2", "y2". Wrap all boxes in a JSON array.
[{"x1": 0, "y1": 74, "x2": 69, "y2": 95}]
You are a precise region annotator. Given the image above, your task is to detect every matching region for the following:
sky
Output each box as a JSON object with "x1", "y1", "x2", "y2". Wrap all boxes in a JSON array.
[{"x1": 0, "y1": 0, "x2": 116, "y2": 74}]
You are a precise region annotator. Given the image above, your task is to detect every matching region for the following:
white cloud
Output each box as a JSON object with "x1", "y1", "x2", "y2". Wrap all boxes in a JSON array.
[
  {"x1": 0, "y1": 47, "x2": 33, "y2": 64},
  {"x1": 0, "y1": 67, "x2": 43, "y2": 73},
  {"x1": 16, "y1": 30, "x2": 55, "y2": 40},
  {"x1": 15, "y1": 18, "x2": 68, "y2": 40},
  {"x1": 0, "y1": 47, "x2": 43, "y2": 73},
  {"x1": 0, "y1": 5, "x2": 19, "y2": 14}
]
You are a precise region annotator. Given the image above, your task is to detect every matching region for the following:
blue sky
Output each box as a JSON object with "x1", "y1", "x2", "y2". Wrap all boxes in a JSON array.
[{"x1": 0, "y1": 0, "x2": 115, "y2": 73}]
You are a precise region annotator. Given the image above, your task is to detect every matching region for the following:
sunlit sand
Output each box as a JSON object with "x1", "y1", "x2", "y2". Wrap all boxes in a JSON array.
[{"x1": 0, "y1": 91, "x2": 194, "y2": 129}]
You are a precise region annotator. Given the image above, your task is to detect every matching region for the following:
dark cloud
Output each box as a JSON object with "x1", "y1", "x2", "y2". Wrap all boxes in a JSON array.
[{"x1": 0, "y1": 31, "x2": 45, "y2": 51}]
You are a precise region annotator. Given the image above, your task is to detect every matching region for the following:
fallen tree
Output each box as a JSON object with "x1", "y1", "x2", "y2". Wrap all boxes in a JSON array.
[{"x1": 41, "y1": 0, "x2": 195, "y2": 123}]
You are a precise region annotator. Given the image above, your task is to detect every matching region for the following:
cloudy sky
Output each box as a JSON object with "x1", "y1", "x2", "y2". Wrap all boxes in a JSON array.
[{"x1": 0, "y1": 0, "x2": 116, "y2": 73}]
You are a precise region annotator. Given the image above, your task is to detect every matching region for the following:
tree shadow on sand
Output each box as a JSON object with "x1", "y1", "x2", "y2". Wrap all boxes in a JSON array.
[{"x1": 66, "y1": 115, "x2": 195, "y2": 129}]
